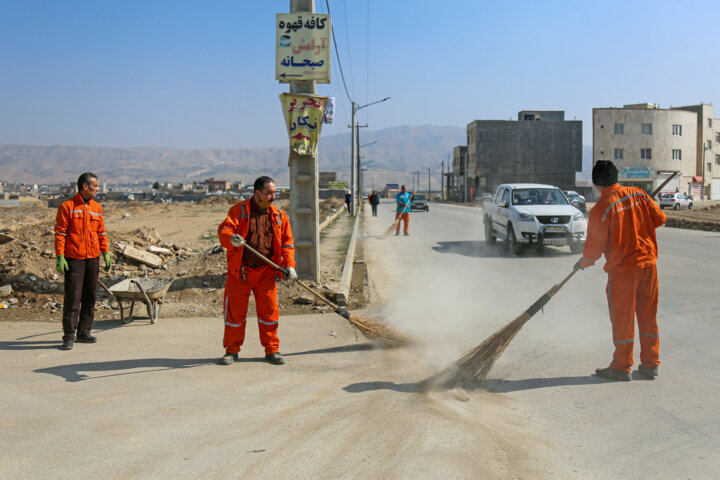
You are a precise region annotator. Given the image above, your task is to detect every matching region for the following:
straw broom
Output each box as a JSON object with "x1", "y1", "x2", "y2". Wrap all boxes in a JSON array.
[
  {"x1": 235, "y1": 239, "x2": 411, "y2": 348},
  {"x1": 384, "y1": 192, "x2": 414, "y2": 236},
  {"x1": 421, "y1": 267, "x2": 580, "y2": 391}
]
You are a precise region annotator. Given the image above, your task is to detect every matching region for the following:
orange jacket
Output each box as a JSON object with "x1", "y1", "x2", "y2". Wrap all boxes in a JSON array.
[
  {"x1": 218, "y1": 198, "x2": 295, "y2": 278},
  {"x1": 582, "y1": 184, "x2": 666, "y2": 273},
  {"x1": 54, "y1": 193, "x2": 109, "y2": 259}
]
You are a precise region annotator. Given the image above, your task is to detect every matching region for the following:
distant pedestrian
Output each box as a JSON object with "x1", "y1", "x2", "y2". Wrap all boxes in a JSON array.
[
  {"x1": 345, "y1": 190, "x2": 353, "y2": 214},
  {"x1": 395, "y1": 185, "x2": 413, "y2": 236},
  {"x1": 576, "y1": 160, "x2": 666, "y2": 381},
  {"x1": 54, "y1": 172, "x2": 112, "y2": 350},
  {"x1": 369, "y1": 190, "x2": 380, "y2": 217}
]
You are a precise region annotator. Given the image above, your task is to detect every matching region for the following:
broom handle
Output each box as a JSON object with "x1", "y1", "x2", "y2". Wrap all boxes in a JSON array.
[
  {"x1": 234, "y1": 239, "x2": 341, "y2": 310},
  {"x1": 526, "y1": 268, "x2": 579, "y2": 316}
]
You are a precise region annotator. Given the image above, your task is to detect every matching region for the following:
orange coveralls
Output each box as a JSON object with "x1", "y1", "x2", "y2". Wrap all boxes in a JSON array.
[
  {"x1": 218, "y1": 198, "x2": 295, "y2": 355},
  {"x1": 582, "y1": 184, "x2": 666, "y2": 372}
]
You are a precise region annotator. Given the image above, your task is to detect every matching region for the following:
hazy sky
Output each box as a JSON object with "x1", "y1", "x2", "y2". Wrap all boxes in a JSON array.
[{"x1": 2, "y1": 0, "x2": 719, "y2": 150}]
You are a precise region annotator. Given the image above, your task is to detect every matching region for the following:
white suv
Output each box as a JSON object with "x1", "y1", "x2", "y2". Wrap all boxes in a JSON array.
[{"x1": 483, "y1": 183, "x2": 587, "y2": 254}]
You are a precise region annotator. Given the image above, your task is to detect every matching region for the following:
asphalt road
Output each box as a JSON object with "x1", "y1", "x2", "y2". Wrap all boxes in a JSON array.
[{"x1": 361, "y1": 199, "x2": 720, "y2": 480}]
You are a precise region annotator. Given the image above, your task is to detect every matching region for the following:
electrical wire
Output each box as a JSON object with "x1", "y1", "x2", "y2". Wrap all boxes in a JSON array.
[{"x1": 325, "y1": 0, "x2": 352, "y2": 104}]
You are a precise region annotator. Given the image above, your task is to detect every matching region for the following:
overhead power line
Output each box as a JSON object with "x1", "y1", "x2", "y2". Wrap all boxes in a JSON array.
[{"x1": 325, "y1": 0, "x2": 352, "y2": 104}]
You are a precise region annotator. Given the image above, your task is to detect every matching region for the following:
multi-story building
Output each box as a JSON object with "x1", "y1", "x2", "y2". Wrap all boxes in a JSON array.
[
  {"x1": 452, "y1": 146, "x2": 467, "y2": 201},
  {"x1": 466, "y1": 111, "x2": 582, "y2": 195},
  {"x1": 593, "y1": 103, "x2": 720, "y2": 199}
]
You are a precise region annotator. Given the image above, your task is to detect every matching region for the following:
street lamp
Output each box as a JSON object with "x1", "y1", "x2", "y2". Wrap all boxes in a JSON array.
[
  {"x1": 358, "y1": 140, "x2": 378, "y2": 198},
  {"x1": 349, "y1": 97, "x2": 390, "y2": 214}
]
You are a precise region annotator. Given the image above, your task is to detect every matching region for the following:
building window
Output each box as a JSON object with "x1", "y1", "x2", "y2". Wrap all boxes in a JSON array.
[
  {"x1": 641, "y1": 123, "x2": 652, "y2": 135},
  {"x1": 716, "y1": 154, "x2": 720, "y2": 166},
  {"x1": 614, "y1": 123, "x2": 624, "y2": 135},
  {"x1": 716, "y1": 132, "x2": 720, "y2": 143},
  {"x1": 672, "y1": 149, "x2": 682, "y2": 160},
  {"x1": 614, "y1": 148, "x2": 623, "y2": 160},
  {"x1": 641, "y1": 148, "x2": 652, "y2": 159},
  {"x1": 708, "y1": 140, "x2": 712, "y2": 149},
  {"x1": 709, "y1": 118, "x2": 713, "y2": 128},
  {"x1": 672, "y1": 124, "x2": 682, "y2": 135}
]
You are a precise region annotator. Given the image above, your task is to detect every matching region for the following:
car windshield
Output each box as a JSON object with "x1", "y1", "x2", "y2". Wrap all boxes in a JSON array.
[
  {"x1": 413, "y1": 195, "x2": 426, "y2": 201},
  {"x1": 512, "y1": 188, "x2": 569, "y2": 206}
]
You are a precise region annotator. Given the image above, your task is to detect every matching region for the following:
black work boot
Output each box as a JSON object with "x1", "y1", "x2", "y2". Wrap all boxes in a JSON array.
[
  {"x1": 61, "y1": 339, "x2": 74, "y2": 350},
  {"x1": 76, "y1": 334, "x2": 97, "y2": 343},
  {"x1": 220, "y1": 353, "x2": 238, "y2": 365},
  {"x1": 638, "y1": 364, "x2": 658, "y2": 378},
  {"x1": 265, "y1": 352, "x2": 285, "y2": 365},
  {"x1": 595, "y1": 366, "x2": 631, "y2": 382}
]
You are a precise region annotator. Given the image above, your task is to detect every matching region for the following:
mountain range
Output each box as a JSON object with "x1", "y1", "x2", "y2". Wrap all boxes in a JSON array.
[{"x1": 0, "y1": 125, "x2": 591, "y2": 187}]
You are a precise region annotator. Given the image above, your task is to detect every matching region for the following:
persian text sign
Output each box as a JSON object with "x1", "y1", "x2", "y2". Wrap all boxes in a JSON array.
[
  {"x1": 280, "y1": 93, "x2": 328, "y2": 157},
  {"x1": 276, "y1": 14, "x2": 331, "y2": 83}
]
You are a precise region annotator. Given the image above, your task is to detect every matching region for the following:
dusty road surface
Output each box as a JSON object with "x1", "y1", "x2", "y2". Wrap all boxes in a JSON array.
[
  {"x1": 360, "y1": 199, "x2": 720, "y2": 479},
  {"x1": 1, "y1": 312, "x2": 575, "y2": 479}
]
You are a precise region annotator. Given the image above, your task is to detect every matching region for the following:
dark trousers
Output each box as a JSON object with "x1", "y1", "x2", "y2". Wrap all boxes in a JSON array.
[
  {"x1": 62, "y1": 256, "x2": 99, "y2": 341},
  {"x1": 371, "y1": 204, "x2": 378, "y2": 216}
]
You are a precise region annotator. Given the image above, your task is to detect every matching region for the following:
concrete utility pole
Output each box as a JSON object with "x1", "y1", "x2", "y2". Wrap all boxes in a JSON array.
[
  {"x1": 350, "y1": 97, "x2": 390, "y2": 212},
  {"x1": 441, "y1": 159, "x2": 444, "y2": 200},
  {"x1": 289, "y1": 0, "x2": 319, "y2": 280}
]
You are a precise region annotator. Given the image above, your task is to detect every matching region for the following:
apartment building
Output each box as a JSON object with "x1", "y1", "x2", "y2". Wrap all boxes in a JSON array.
[
  {"x1": 466, "y1": 111, "x2": 582, "y2": 195},
  {"x1": 593, "y1": 103, "x2": 720, "y2": 199}
]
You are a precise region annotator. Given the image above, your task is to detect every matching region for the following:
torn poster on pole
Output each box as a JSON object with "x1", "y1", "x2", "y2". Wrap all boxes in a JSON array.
[{"x1": 280, "y1": 92, "x2": 328, "y2": 159}]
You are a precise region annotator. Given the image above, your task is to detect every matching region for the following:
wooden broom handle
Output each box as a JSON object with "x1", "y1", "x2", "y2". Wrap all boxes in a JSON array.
[{"x1": 237, "y1": 239, "x2": 340, "y2": 310}]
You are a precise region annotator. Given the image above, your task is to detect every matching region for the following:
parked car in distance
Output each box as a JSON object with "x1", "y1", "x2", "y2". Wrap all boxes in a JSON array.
[
  {"x1": 483, "y1": 183, "x2": 587, "y2": 254},
  {"x1": 564, "y1": 191, "x2": 586, "y2": 212},
  {"x1": 658, "y1": 192, "x2": 693, "y2": 210},
  {"x1": 410, "y1": 194, "x2": 429, "y2": 212}
]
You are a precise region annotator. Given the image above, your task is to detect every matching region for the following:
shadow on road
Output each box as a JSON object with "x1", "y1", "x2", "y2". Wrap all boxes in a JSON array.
[
  {"x1": 286, "y1": 343, "x2": 375, "y2": 357},
  {"x1": 482, "y1": 375, "x2": 603, "y2": 392},
  {"x1": 432, "y1": 241, "x2": 574, "y2": 259},
  {"x1": 343, "y1": 380, "x2": 421, "y2": 393},
  {"x1": 0, "y1": 340, "x2": 61, "y2": 351},
  {"x1": 34, "y1": 357, "x2": 222, "y2": 382}
]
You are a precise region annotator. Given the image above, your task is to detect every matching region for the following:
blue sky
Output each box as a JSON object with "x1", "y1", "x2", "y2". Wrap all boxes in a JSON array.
[{"x1": 1, "y1": 0, "x2": 719, "y2": 150}]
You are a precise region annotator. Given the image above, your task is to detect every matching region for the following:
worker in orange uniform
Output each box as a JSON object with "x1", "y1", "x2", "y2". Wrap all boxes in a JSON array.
[
  {"x1": 217, "y1": 176, "x2": 296, "y2": 366},
  {"x1": 54, "y1": 172, "x2": 112, "y2": 350},
  {"x1": 576, "y1": 161, "x2": 666, "y2": 381},
  {"x1": 395, "y1": 185, "x2": 414, "y2": 236}
]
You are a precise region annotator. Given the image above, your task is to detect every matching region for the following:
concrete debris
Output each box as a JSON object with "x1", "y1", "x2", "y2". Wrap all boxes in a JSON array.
[
  {"x1": 0, "y1": 284, "x2": 12, "y2": 297},
  {"x1": 293, "y1": 295, "x2": 314, "y2": 305},
  {"x1": 148, "y1": 245, "x2": 171, "y2": 254},
  {"x1": 119, "y1": 244, "x2": 163, "y2": 268}
]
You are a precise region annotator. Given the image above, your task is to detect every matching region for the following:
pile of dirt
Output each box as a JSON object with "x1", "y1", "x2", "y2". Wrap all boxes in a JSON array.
[{"x1": 663, "y1": 202, "x2": 720, "y2": 231}]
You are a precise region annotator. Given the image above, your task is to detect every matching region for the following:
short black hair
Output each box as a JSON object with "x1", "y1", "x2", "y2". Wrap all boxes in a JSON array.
[
  {"x1": 253, "y1": 176, "x2": 275, "y2": 193},
  {"x1": 592, "y1": 161, "x2": 618, "y2": 187},
  {"x1": 77, "y1": 172, "x2": 97, "y2": 191}
]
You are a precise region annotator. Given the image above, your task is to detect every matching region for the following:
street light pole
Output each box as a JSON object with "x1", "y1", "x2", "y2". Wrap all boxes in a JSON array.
[{"x1": 349, "y1": 97, "x2": 390, "y2": 213}]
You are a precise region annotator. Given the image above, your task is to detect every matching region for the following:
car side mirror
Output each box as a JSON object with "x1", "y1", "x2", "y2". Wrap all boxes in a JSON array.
[{"x1": 497, "y1": 200, "x2": 508, "y2": 208}]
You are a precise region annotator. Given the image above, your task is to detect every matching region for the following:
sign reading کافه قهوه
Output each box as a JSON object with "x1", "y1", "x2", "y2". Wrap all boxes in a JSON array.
[{"x1": 276, "y1": 13, "x2": 331, "y2": 83}]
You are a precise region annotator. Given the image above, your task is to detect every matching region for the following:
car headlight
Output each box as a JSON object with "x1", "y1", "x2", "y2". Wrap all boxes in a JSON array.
[
  {"x1": 573, "y1": 212, "x2": 584, "y2": 221},
  {"x1": 516, "y1": 212, "x2": 534, "y2": 222}
]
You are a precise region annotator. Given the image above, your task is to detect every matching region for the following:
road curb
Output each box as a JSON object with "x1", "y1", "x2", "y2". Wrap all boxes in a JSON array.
[
  {"x1": 334, "y1": 212, "x2": 359, "y2": 306},
  {"x1": 319, "y1": 206, "x2": 345, "y2": 232}
]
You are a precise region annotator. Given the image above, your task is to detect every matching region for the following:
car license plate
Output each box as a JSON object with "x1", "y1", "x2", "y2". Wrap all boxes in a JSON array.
[{"x1": 544, "y1": 226, "x2": 566, "y2": 233}]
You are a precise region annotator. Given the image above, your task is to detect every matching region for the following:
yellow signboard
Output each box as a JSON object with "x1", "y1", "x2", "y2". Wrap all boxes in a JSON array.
[
  {"x1": 276, "y1": 14, "x2": 331, "y2": 83},
  {"x1": 280, "y1": 93, "x2": 328, "y2": 158}
]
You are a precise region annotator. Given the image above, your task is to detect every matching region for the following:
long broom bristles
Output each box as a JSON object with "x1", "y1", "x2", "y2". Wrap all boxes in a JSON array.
[
  {"x1": 384, "y1": 218, "x2": 400, "y2": 236},
  {"x1": 420, "y1": 312, "x2": 530, "y2": 391},
  {"x1": 345, "y1": 310, "x2": 413, "y2": 348},
  {"x1": 420, "y1": 268, "x2": 579, "y2": 392}
]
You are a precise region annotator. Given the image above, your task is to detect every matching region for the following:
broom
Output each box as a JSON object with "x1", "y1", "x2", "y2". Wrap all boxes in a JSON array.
[
  {"x1": 421, "y1": 267, "x2": 580, "y2": 391},
  {"x1": 234, "y1": 238, "x2": 412, "y2": 348},
  {"x1": 384, "y1": 191, "x2": 415, "y2": 236}
]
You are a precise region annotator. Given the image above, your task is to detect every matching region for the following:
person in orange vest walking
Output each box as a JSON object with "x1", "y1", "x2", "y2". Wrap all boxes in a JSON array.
[
  {"x1": 576, "y1": 160, "x2": 666, "y2": 381},
  {"x1": 395, "y1": 185, "x2": 414, "y2": 236},
  {"x1": 54, "y1": 172, "x2": 112, "y2": 350},
  {"x1": 217, "y1": 176, "x2": 296, "y2": 366}
]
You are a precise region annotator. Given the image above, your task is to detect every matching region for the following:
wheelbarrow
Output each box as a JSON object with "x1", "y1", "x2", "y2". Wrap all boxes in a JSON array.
[{"x1": 98, "y1": 277, "x2": 174, "y2": 324}]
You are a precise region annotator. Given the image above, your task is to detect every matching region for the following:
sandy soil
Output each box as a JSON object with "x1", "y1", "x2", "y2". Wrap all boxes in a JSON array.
[{"x1": 0, "y1": 196, "x2": 363, "y2": 321}]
